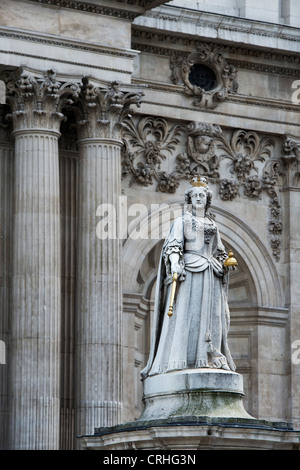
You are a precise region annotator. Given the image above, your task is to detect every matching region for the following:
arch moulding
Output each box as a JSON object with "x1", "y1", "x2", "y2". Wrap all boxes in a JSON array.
[{"x1": 122, "y1": 203, "x2": 284, "y2": 309}]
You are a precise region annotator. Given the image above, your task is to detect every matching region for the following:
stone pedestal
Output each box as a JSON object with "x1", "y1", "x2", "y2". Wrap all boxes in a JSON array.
[
  {"x1": 139, "y1": 369, "x2": 252, "y2": 421},
  {"x1": 78, "y1": 369, "x2": 300, "y2": 450},
  {"x1": 79, "y1": 416, "x2": 300, "y2": 450}
]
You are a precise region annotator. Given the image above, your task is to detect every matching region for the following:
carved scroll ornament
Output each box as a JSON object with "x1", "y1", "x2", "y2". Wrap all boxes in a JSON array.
[
  {"x1": 121, "y1": 115, "x2": 182, "y2": 193},
  {"x1": 170, "y1": 43, "x2": 238, "y2": 109},
  {"x1": 122, "y1": 117, "x2": 286, "y2": 260}
]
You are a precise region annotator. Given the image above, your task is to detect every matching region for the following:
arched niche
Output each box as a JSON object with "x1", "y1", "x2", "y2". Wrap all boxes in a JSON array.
[
  {"x1": 126, "y1": 238, "x2": 257, "y2": 309},
  {"x1": 123, "y1": 203, "x2": 283, "y2": 309},
  {"x1": 122, "y1": 203, "x2": 285, "y2": 420}
]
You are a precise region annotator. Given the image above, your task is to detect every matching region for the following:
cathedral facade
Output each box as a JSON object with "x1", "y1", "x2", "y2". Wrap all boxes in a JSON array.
[{"x1": 0, "y1": 0, "x2": 300, "y2": 449}]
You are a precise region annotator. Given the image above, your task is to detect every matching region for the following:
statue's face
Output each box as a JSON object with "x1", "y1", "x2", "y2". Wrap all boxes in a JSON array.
[{"x1": 190, "y1": 187, "x2": 207, "y2": 211}]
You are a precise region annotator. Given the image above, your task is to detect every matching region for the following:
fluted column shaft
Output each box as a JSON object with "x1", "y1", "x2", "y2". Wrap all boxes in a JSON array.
[
  {"x1": 74, "y1": 80, "x2": 143, "y2": 442},
  {"x1": 2, "y1": 69, "x2": 80, "y2": 449},
  {"x1": 9, "y1": 128, "x2": 61, "y2": 449},
  {"x1": 75, "y1": 138, "x2": 123, "y2": 438}
]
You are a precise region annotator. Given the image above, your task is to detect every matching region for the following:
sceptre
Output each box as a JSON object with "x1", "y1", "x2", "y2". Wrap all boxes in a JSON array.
[{"x1": 167, "y1": 272, "x2": 178, "y2": 317}]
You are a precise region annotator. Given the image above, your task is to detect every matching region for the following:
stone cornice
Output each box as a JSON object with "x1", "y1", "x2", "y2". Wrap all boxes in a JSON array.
[
  {"x1": 132, "y1": 41, "x2": 300, "y2": 80},
  {"x1": 133, "y1": 5, "x2": 300, "y2": 54},
  {"x1": 26, "y1": 0, "x2": 167, "y2": 20},
  {"x1": 132, "y1": 35, "x2": 300, "y2": 71},
  {"x1": 0, "y1": 25, "x2": 139, "y2": 79},
  {"x1": 0, "y1": 26, "x2": 138, "y2": 59},
  {"x1": 229, "y1": 306, "x2": 289, "y2": 327}
]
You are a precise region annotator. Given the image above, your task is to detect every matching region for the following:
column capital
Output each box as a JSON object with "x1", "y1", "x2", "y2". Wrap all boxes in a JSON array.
[
  {"x1": 2, "y1": 68, "x2": 80, "y2": 133},
  {"x1": 74, "y1": 78, "x2": 144, "y2": 141},
  {"x1": 281, "y1": 134, "x2": 300, "y2": 188}
]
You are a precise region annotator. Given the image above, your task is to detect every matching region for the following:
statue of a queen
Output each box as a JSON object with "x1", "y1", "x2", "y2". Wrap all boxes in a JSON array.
[{"x1": 141, "y1": 176, "x2": 236, "y2": 380}]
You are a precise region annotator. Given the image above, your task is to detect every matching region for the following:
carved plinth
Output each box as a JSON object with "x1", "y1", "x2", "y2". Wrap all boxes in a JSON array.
[
  {"x1": 78, "y1": 370, "x2": 300, "y2": 450},
  {"x1": 139, "y1": 369, "x2": 253, "y2": 421},
  {"x1": 79, "y1": 417, "x2": 300, "y2": 450}
]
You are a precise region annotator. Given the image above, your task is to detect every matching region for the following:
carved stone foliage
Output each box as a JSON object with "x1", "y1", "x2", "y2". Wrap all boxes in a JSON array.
[
  {"x1": 122, "y1": 117, "x2": 291, "y2": 260},
  {"x1": 121, "y1": 116, "x2": 182, "y2": 193},
  {"x1": 2, "y1": 68, "x2": 80, "y2": 132},
  {"x1": 278, "y1": 135, "x2": 300, "y2": 186},
  {"x1": 74, "y1": 78, "x2": 144, "y2": 140},
  {"x1": 170, "y1": 43, "x2": 238, "y2": 109},
  {"x1": 217, "y1": 130, "x2": 274, "y2": 182}
]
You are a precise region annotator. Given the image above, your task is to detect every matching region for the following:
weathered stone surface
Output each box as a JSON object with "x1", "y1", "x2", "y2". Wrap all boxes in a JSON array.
[
  {"x1": 140, "y1": 369, "x2": 252, "y2": 420},
  {"x1": 0, "y1": 0, "x2": 300, "y2": 451},
  {"x1": 79, "y1": 416, "x2": 300, "y2": 450}
]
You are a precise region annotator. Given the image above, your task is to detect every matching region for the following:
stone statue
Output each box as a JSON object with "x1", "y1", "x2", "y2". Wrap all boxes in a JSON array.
[{"x1": 141, "y1": 176, "x2": 236, "y2": 380}]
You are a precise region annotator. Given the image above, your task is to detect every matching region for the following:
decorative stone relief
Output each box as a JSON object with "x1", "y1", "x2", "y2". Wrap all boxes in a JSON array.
[
  {"x1": 121, "y1": 116, "x2": 182, "y2": 192},
  {"x1": 184, "y1": 122, "x2": 222, "y2": 178},
  {"x1": 170, "y1": 44, "x2": 238, "y2": 109},
  {"x1": 122, "y1": 117, "x2": 288, "y2": 260},
  {"x1": 2, "y1": 68, "x2": 80, "y2": 132},
  {"x1": 74, "y1": 78, "x2": 144, "y2": 140},
  {"x1": 280, "y1": 135, "x2": 300, "y2": 186},
  {"x1": 216, "y1": 130, "x2": 274, "y2": 181}
]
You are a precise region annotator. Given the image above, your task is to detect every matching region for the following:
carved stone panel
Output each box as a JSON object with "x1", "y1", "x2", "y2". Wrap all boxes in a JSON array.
[{"x1": 122, "y1": 117, "x2": 291, "y2": 261}]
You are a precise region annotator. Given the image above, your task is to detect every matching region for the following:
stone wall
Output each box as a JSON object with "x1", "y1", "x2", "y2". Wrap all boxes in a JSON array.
[{"x1": 0, "y1": 0, "x2": 299, "y2": 450}]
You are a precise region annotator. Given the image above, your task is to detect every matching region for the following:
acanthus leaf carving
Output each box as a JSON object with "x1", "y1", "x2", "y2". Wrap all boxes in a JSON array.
[
  {"x1": 121, "y1": 115, "x2": 182, "y2": 187},
  {"x1": 216, "y1": 129, "x2": 275, "y2": 181},
  {"x1": 75, "y1": 78, "x2": 144, "y2": 140},
  {"x1": 2, "y1": 68, "x2": 80, "y2": 132},
  {"x1": 122, "y1": 117, "x2": 286, "y2": 260}
]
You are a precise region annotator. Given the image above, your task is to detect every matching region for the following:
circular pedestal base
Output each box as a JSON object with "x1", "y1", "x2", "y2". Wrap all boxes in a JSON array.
[
  {"x1": 79, "y1": 369, "x2": 300, "y2": 451},
  {"x1": 79, "y1": 417, "x2": 299, "y2": 450},
  {"x1": 78, "y1": 369, "x2": 300, "y2": 450},
  {"x1": 139, "y1": 368, "x2": 252, "y2": 420}
]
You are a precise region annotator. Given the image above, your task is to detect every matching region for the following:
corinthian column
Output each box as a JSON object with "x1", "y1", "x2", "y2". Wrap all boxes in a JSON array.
[
  {"x1": 74, "y1": 79, "x2": 143, "y2": 441},
  {"x1": 2, "y1": 69, "x2": 79, "y2": 449}
]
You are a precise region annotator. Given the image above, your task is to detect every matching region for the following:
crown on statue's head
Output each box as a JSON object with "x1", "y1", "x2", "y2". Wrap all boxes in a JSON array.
[{"x1": 190, "y1": 175, "x2": 208, "y2": 188}]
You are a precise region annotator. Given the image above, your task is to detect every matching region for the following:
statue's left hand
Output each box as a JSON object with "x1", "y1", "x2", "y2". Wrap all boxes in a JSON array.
[
  {"x1": 169, "y1": 252, "x2": 181, "y2": 276},
  {"x1": 171, "y1": 261, "x2": 181, "y2": 276}
]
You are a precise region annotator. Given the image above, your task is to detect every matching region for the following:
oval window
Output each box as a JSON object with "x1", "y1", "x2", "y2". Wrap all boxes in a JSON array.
[{"x1": 188, "y1": 64, "x2": 217, "y2": 91}]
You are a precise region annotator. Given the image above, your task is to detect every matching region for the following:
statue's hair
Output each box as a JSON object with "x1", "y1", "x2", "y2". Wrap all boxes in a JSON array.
[{"x1": 184, "y1": 186, "x2": 213, "y2": 214}]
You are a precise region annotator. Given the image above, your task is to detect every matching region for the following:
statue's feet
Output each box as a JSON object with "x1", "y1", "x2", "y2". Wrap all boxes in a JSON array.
[{"x1": 220, "y1": 363, "x2": 230, "y2": 371}]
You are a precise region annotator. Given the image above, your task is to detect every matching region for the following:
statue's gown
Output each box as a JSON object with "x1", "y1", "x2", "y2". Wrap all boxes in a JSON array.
[{"x1": 141, "y1": 211, "x2": 236, "y2": 380}]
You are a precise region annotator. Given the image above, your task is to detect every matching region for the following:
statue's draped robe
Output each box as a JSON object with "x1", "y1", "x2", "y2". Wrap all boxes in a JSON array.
[{"x1": 141, "y1": 212, "x2": 236, "y2": 380}]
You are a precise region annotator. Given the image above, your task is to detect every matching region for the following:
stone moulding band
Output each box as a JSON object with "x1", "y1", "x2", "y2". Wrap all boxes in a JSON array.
[
  {"x1": 0, "y1": 26, "x2": 138, "y2": 59},
  {"x1": 143, "y1": 369, "x2": 244, "y2": 396},
  {"x1": 77, "y1": 138, "x2": 123, "y2": 147},
  {"x1": 12, "y1": 128, "x2": 61, "y2": 137}
]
